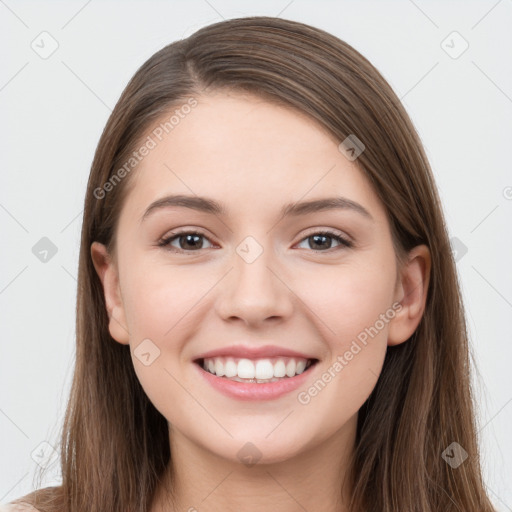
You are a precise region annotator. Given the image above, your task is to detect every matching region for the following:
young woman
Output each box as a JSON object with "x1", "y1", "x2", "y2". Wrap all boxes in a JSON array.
[{"x1": 5, "y1": 15, "x2": 496, "y2": 512}]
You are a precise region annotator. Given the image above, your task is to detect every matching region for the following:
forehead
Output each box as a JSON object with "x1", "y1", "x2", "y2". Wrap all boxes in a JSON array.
[{"x1": 119, "y1": 91, "x2": 387, "y2": 225}]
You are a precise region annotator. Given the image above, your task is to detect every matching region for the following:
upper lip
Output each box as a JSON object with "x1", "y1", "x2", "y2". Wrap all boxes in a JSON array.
[{"x1": 194, "y1": 345, "x2": 318, "y2": 361}]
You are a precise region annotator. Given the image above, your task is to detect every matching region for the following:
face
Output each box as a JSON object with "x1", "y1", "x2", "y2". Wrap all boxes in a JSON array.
[{"x1": 92, "y1": 90, "x2": 429, "y2": 466}]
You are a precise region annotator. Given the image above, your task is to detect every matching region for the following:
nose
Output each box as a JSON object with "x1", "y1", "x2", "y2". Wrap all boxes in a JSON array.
[{"x1": 215, "y1": 243, "x2": 294, "y2": 328}]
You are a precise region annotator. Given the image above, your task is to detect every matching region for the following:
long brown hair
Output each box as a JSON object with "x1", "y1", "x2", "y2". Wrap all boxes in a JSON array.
[{"x1": 11, "y1": 16, "x2": 496, "y2": 512}]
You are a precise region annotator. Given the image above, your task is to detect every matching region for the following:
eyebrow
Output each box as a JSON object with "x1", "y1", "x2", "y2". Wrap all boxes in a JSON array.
[{"x1": 141, "y1": 194, "x2": 374, "y2": 222}]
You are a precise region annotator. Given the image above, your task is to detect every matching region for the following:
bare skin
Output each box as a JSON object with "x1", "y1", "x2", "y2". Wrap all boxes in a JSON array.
[{"x1": 91, "y1": 90, "x2": 430, "y2": 512}]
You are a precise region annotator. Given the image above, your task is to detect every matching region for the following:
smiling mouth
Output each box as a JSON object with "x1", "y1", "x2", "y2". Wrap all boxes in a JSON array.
[{"x1": 194, "y1": 357, "x2": 319, "y2": 384}]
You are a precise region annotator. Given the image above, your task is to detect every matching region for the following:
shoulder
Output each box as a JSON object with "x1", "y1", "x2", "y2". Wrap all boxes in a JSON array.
[{"x1": 0, "y1": 504, "x2": 40, "y2": 512}]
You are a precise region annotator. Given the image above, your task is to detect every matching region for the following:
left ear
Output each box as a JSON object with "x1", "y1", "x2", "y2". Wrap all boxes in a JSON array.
[
  {"x1": 388, "y1": 244, "x2": 431, "y2": 346},
  {"x1": 90, "y1": 241, "x2": 130, "y2": 345}
]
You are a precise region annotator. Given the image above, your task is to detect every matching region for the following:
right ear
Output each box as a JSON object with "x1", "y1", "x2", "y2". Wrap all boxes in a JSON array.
[{"x1": 90, "y1": 242, "x2": 130, "y2": 345}]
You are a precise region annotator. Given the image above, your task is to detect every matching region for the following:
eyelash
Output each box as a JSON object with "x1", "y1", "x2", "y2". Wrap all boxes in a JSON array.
[{"x1": 158, "y1": 229, "x2": 353, "y2": 254}]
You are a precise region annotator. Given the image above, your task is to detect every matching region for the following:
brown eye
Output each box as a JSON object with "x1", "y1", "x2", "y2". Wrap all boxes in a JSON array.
[
  {"x1": 159, "y1": 231, "x2": 214, "y2": 253},
  {"x1": 296, "y1": 231, "x2": 353, "y2": 251}
]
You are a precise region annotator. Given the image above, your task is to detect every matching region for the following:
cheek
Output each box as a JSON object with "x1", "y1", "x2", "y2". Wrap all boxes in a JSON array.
[
  {"x1": 299, "y1": 257, "x2": 395, "y2": 343},
  {"x1": 293, "y1": 258, "x2": 393, "y2": 406},
  {"x1": 121, "y1": 262, "x2": 208, "y2": 340},
  {"x1": 295, "y1": 274, "x2": 390, "y2": 434},
  {"x1": 296, "y1": 337, "x2": 386, "y2": 441},
  {"x1": 122, "y1": 268, "x2": 199, "y2": 419}
]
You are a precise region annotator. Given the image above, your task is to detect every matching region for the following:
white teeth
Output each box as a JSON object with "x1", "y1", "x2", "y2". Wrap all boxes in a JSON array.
[
  {"x1": 285, "y1": 359, "x2": 296, "y2": 377},
  {"x1": 237, "y1": 359, "x2": 255, "y2": 379},
  {"x1": 255, "y1": 360, "x2": 274, "y2": 380},
  {"x1": 273, "y1": 359, "x2": 286, "y2": 378},
  {"x1": 224, "y1": 358, "x2": 237, "y2": 378},
  {"x1": 214, "y1": 359, "x2": 225, "y2": 377},
  {"x1": 296, "y1": 360, "x2": 306, "y2": 375},
  {"x1": 201, "y1": 356, "x2": 314, "y2": 380}
]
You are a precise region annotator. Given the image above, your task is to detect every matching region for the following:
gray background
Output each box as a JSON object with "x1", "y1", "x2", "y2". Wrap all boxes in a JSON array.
[{"x1": 1, "y1": 0, "x2": 511, "y2": 509}]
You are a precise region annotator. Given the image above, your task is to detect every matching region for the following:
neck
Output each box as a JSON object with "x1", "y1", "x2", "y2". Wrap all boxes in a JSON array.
[{"x1": 151, "y1": 416, "x2": 357, "y2": 512}]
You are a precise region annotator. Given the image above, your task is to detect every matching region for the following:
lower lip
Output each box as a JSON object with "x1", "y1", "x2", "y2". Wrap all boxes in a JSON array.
[{"x1": 194, "y1": 361, "x2": 318, "y2": 401}]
